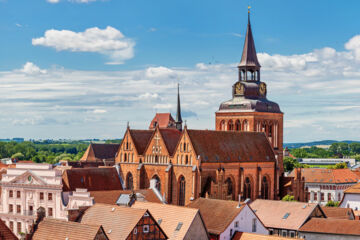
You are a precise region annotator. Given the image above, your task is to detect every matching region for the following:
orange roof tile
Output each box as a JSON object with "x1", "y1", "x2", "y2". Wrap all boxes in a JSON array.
[
  {"x1": 80, "y1": 203, "x2": 156, "y2": 240},
  {"x1": 32, "y1": 218, "x2": 106, "y2": 240},
  {"x1": 0, "y1": 220, "x2": 17, "y2": 240},
  {"x1": 344, "y1": 181, "x2": 360, "y2": 193},
  {"x1": 299, "y1": 218, "x2": 360, "y2": 236},
  {"x1": 322, "y1": 207, "x2": 355, "y2": 219},
  {"x1": 132, "y1": 201, "x2": 201, "y2": 240},
  {"x1": 250, "y1": 200, "x2": 323, "y2": 230},
  {"x1": 62, "y1": 167, "x2": 122, "y2": 192},
  {"x1": 149, "y1": 113, "x2": 176, "y2": 129},
  {"x1": 232, "y1": 232, "x2": 293, "y2": 240},
  {"x1": 90, "y1": 189, "x2": 162, "y2": 204},
  {"x1": 289, "y1": 168, "x2": 360, "y2": 184},
  {"x1": 187, "y1": 198, "x2": 244, "y2": 235},
  {"x1": 187, "y1": 130, "x2": 275, "y2": 163}
]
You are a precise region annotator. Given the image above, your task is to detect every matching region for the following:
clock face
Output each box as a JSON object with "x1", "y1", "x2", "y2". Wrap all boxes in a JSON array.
[
  {"x1": 259, "y1": 82, "x2": 267, "y2": 96},
  {"x1": 235, "y1": 82, "x2": 244, "y2": 95}
]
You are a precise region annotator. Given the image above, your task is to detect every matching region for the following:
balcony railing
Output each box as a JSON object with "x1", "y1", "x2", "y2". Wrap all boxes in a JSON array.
[{"x1": 23, "y1": 210, "x2": 34, "y2": 216}]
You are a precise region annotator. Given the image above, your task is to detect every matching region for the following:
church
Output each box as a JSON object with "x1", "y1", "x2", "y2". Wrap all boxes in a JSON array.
[{"x1": 115, "y1": 11, "x2": 284, "y2": 206}]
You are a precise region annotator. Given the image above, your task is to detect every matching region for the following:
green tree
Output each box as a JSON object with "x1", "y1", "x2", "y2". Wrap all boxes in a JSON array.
[
  {"x1": 282, "y1": 195, "x2": 296, "y2": 201},
  {"x1": 325, "y1": 200, "x2": 340, "y2": 207},
  {"x1": 11, "y1": 152, "x2": 24, "y2": 160}
]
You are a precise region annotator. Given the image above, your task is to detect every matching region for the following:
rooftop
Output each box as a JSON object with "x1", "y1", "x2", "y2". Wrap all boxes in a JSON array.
[
  {"x1": 289, "y1": 168, "x2": 359, "y2": 184},
  {"x1": 299, "y1": 218, "x2": 360, "y2": 236},
  {"x1": 322, "y1": 207, "x2": 354, "y2": 220},
  {"x1": 232, "y1": 232, "x2": 292, "y2": 240},
  {"x1": 90, "y1": 189, "x2": 162, "y2": 205}
]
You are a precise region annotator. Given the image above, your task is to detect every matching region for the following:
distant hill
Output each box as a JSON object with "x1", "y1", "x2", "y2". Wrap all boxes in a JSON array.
[{"x1": 284, "y1": 140, "x2": 360, "y2": 149}]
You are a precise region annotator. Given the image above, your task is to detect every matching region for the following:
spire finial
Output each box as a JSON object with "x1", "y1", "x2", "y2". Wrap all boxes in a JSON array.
[
  {"x1": 175, "y1": 83, "x2": 183, "y2": 131},
  {"x1": 248, "y1": 5, "x2": 251, "y2": 22},
  {"x1": 127, "y1": 121, "x2": 130, "y2": 129}
]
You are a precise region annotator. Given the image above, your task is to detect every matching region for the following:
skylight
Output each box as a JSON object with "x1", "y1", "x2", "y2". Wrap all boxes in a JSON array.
[
  {"x1": 283, "y1": 213, "x2": 290, "y2": 219},
  {"x1": 175, "y1": 222, "x2": 183, "y2": 231},
  {"x1": 158, "y1": 219, "x2": 162, "y2": 225}
]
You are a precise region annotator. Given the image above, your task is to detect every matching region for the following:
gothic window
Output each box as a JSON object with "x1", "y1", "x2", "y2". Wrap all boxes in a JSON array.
[
  {"x1": 228, "y1": 120, "x2": 234, "y2": 131},
  {"x1": 220, "y1": 120, "x2": 226, "y2": 131},
  {"x1": 155, "y1": 155, "x2": 159, "y2": 163},
  {"x1": 185, "y1": 155, "x2": 189, "y2": 165},
  {"x1": 244, "y1": 177, "x2": 252, "y2": 200},
  {"x1": 124, "y1": 153, "x2": 127, "y2": 162},
  {"x1": 235, "y1": 120, "x2": 241, "y2": 131},
  {"x1": 261, "y1": 176, "x2": 269, "y2": 199},
  {"x1": 126, "y1": 172, "x2": 133, "y2": 190},
  {"x1": 225, "y1": 177, "x2": 234, "y2": 200},
  {"x1": 126, "y1": 142, "x2": 129, "y2": 150},
  {"x1": 153, "y1": 175, "x2": 161, "y2": 192},
  {"x1": 183, "y1": 143, "x2": 186, "y2": 152},
  {"x1": 178, "y1": 176, "x2": 186, "y2": 206}
]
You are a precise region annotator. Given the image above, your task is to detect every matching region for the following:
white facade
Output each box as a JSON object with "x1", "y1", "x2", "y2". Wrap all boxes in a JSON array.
[
  {"x1": 220, "y1": 204, "x2": 268, "y2": 240},
  {"x1": 340, "y1": 193, "x2": 360, "y2": 210},
  {"x1": 306, "y1": 183, "x2": 354, "y2": 205},
  {"x1": 0, "y1": 163, "x2": 93, "y2": 238},
  {"x1": 299, "y1": 232, "x2": 360, "y2": 240}
]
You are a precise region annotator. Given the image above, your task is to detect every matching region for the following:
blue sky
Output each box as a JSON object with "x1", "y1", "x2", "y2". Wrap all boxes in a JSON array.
[{"x1": 1, "y1": 0, "x2": 360, "y2": 142}]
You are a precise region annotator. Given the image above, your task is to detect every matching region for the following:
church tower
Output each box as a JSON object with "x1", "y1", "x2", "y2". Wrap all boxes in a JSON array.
[{"x1": 215, "y1": 9, "x2": 284, "y2": 175}]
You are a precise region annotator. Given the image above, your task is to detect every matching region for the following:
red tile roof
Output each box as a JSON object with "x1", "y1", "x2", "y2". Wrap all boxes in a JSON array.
[
  {"x1": 0, "y1": 220, "x2": 17, "y2": 240},
  {"x1": 232, "y1": 232, "x2": 292, "y2": 240},
  {"x1": 299, "y1": 218, "x2": 360, "y2": 236},
  {"x1": 187, "y1": 198, "x2": 245, "y2": 235},
  {"x1": 62, "y1": 167, "x2": 122, "y2": 192},
  {"x1": 159, "y1": 128, "x2": 182, "y2": 156},
  {"x1": 344, "y1": 182, "x2": 360, "y2": 193},
  {"x1": 129, "y1": 129, "x2": 153, "y2": 155},
  {"x1": 149, "y1": 113, "x2": 176, "y2": 129},
  {"x1": 289, "y1": 168, "x2": 360, "y2": 184},
  {"x1": 80, "y1": 143, "x2": 120, "y2": 162},
  {"x1": 32, "y1": 218, "x2": 107, "y2": 240},
  {"x1": 187, "y1": 130, "x2": 275, "y2": 163},
  {"x1": 90, "y1": 189, "x2": 162, "y2": 204},
  {"x1": 322, "y1": 207, "x2": 355, "y2": 220}
]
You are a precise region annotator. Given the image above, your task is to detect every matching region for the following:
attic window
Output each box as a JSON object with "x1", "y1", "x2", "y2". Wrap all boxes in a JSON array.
[
  {"x1": 283, "y1": 213, "x2": 290, "y2": 219},
  {"x1": 175, "y1": 222, "x2": 183, "y2": 231},
  {"x1": 144, "y1": 212, "x2": 149, "y2": 217},
  {"x1": 111, "y1": 207, "x2": 115, "y2": 212},
  {"x1": 158, "y1": 219, "x2": 162, "y2": 225},
  {"x1": 108, "y1": 229, "x2": 112, "y2": 234}
]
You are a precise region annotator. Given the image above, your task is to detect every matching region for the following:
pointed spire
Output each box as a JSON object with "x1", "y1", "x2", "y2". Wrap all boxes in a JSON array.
[
  {"x1": 238, "y1": 6, "x2": 261, "y2": 68},
  {"x1": 175, "y1": 83, "x2": 183, "y2": 131}
]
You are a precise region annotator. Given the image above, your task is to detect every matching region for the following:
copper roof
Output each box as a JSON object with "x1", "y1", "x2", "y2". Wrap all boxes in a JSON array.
[
  {"x1": 80, "y1": 143, "x2": 120, "y2": 162},
  {"x1": 131, "y1": 201, "x2": 202, "y2": 240},
  {"x1": 289, "y1": 168, "x2": 360, "y2": 184},
  {"x1": 149, "y1": 113, "x2": 176, "y2": 129},
  {"x1": 187, "y1": 130, "x2": 275, "y2": 163},
  {"x1": 0, "y1": 220, "x2": 17, "y2": 240},
  {"x1": 344, "y1": 181, "x2": 360, "y2": 193},
  {"x1": 81, "y1": 203, "x2": 162, "y2": 240},
  {"x1": 238, "y1": 13, "x2": 261, "y2": 68},
  {"x1": 62, "y1": 167, "x2": 122, "y2": 192},
  {"x1": 187, "y1": 198, "x2": 245, "y2": 235},
  {"x1": 232, "y1": 232, "x2": 292, "y2": 240},
  {"x1": 90, "y1": 189, "x2": 162, "y2": 204},
  {"x1": 322, "y1": 207, "x2": 355, "y2": 220},
  {"x1": 129, "y1": 129, "x2": 153, "y2": 155},
  {"x1": 250, "y1": 200, "x2": 322, "y2": 230},
  {"x1": 32, "y1": 218, "x2": 106, "y2": 240},
  {"x1": 299, "y1": 218, "x2": 360, "y2": 236}
]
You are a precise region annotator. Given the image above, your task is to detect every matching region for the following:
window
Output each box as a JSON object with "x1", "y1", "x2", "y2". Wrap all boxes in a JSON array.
[
  {"x1": 143, "y1": 225, "x2": 149, "y2": 233},
  {"x1": 178, "y1": 176, "x2": 186, "y2": 206},
  {"x1": 321, "y1": 192, "x2": 324, "y2": 201},
  {"x1": 16, "y1": 191, "x2": 21, "y2": 198},
  {"x1": 230, "y1": 229, "x2": 233, "y2": 237},
  {"x1": 314, "y1": 192, "x2": 317, "y2": 201},
  {"x1": 338, "y1": 193, "x2": 341, "y2": 201},
  {"x1": 17, "y1": 222, "x2": 21, "y2": 234},
  {"x1": 9, "y1": 221, "x2": 14, "y2": 231},
  {"x1": 328, "y1": 193, "x2": 332, "y2": 201},
  {"x1": 9, "y1": 204, "x2": 13, "y2": 213},
  {"x1": 133, "y1": 228, "x2": 138, "y2": 235},
  {"x1": 17, "y1": 205, "x2": 21, "y2": 214},
  {"x1": 9, "y1": 190, "x2": 13, "y2": 198},
  {"x1": 290, "y1": 231, "x2": 295, "y2": 238},
  {"x1": 269, "y1": 229, "x2": 274, "y2": 235},
  {"x1": 234, "y1": 221, "x2": 239, "y2": 228},
  {"x1": 252, "y1": 218, "x2": 257, "y2": 232},
  {"x1": 40, "y1": 192, "x2": 44, "y2": 200},
  {"x1": 282, "y1": 230, "x2": 287, "y2": 237},
  {"x1": 283, "y1": 213, "x2": 290, "y2": 219},
  {"x1": 48, "y1": 193, "x2": 53, "y2": 201},
  {"x1": 48, "y1": 208, "x2": 53, "y2": 217},
  {"x1": 175, "y1": 222, "x2": 183, "y2": 231}
]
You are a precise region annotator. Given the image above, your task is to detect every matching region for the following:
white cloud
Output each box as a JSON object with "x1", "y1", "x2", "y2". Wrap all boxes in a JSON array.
[
  {"x1": 19, "y1": 62, "x2": 47, "y2": 75},
  {"x1": 32, "y1": 26, "x2": 135, "y2": 64},
  {"x1": 93, "y1": 109, "x2": 107, "y2": 114},
  {"x1": 47, "y1": 0, "x2": 60, "y2": 3},
  {"x1": 138, "y1": 93, "x2": 159, "y2": 100},
  {"x1": 145, "y1": 66, "x2": 176, "y2": 79}
]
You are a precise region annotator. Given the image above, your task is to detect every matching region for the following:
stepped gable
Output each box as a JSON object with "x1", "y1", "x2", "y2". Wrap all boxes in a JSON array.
[
  {"x1": 187, "y1": 197, "x2": 245, "y2": 235},
  {"x1": 187, "y1": 129, "x2": 275, "y2": 163},
  {"x1": 62, "y1": 167, "x2": 122, "y2": 192},
  {"x1": 129, "y1": 129, "x2": 153, "y2": 155},
  {"x1": 80, "y1": 143, "x2": 120, "y2": 162}
]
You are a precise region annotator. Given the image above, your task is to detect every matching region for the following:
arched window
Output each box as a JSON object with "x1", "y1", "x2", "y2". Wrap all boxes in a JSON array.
[
  {"x1": 243, "y1": 120, "x2": 249, "y2": 131},
  {"x1": 228, "y1": 120, "x2": 234, "y2": 131},
  {"x1": 183, "y1": 143, "x2": 186, "y2": 152},
  {"x1": 152, "y1": 175, "x2": 161, "y2": 192},
  {"x1": 126, "y1": 142, "x2": 129, "y2": 150},
  {"x1": 126, "y1": 172, "x2": 133, "y2": 190},
  {"x1": 244, "y1": 177, "x2": 252, "y2": 200},
  {"x1": 225, "y1": 177, "x2": 234, "y2": 200},
  {"x1": 185, "y1": 155, "x2": 189, "y2": 165},
  {"x1": 235, "y1": 120, "x2": 241, "y2": 131},
  {"x1": 178, "y1": 176, "x2": 186, "y2": 206},
  {"x1": 261, "y1": 176, "x2": 269, "y2": 199},
  {"x1": 155, "y1": 155, "x2": 158, "y2": 163},
  {"x1": 124, "y1": 153, "x2": 127, "y2": 162},
  {"x1": 220, "y1": 120, "x2": 226, "y2": 131}
]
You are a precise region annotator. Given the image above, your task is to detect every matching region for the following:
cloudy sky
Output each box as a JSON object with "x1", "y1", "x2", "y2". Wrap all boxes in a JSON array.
[{"x1": 1, "y1": 0, "x2": 360, "y2": 142}]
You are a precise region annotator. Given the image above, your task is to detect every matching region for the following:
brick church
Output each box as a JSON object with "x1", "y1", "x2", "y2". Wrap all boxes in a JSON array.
[{"x1": 115, "y1": 11, "x2": 284, "y2": 206}]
